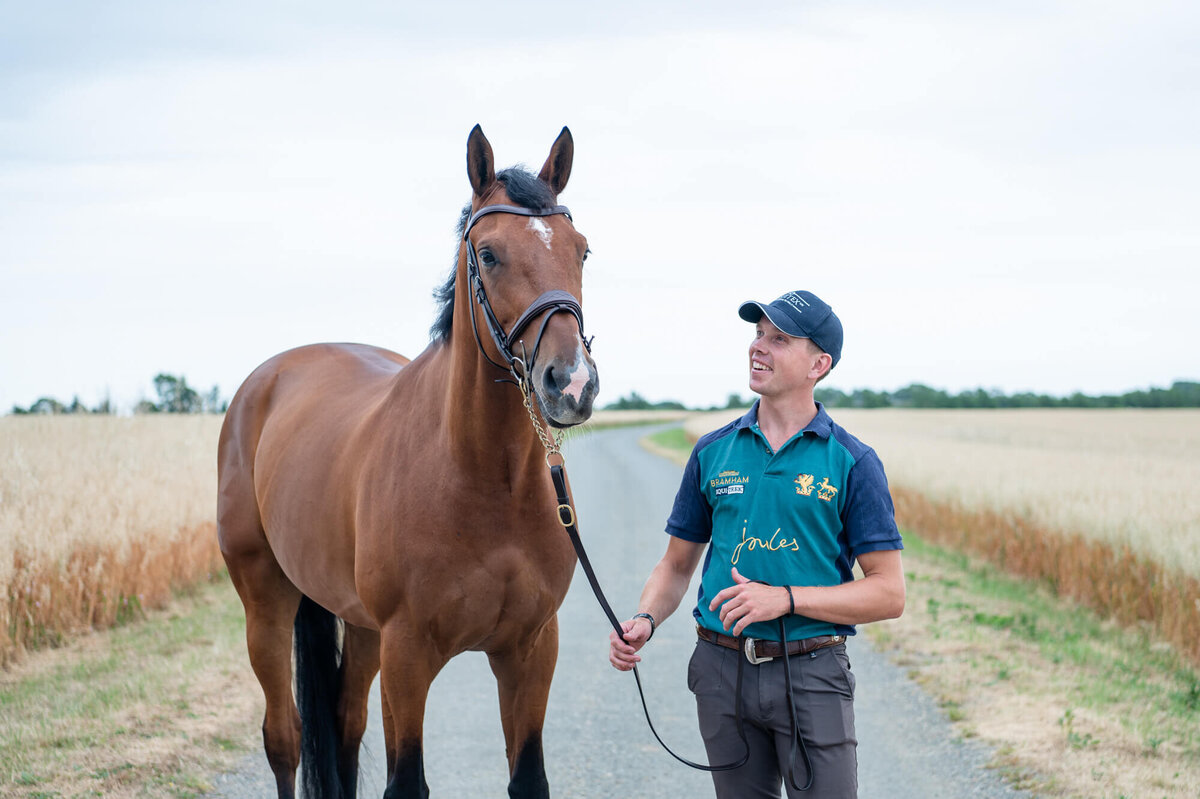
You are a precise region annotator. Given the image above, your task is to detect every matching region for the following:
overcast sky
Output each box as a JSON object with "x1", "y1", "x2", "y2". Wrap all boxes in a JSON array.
[{"x1": 2, "y1": 1, "x2": 1197, "y2": 412}]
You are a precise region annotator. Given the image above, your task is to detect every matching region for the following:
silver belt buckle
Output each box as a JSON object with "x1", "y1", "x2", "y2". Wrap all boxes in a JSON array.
[{"x1": 743, "y1": 636, "x2": 774, "y2": 665}]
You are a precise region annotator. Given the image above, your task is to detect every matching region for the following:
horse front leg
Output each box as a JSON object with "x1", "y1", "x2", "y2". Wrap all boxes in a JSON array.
[
  {"x1": 379, "y1": 624, "x2": 444, "y2": 799},
  {"x1": 381, "y1": 679, "x2": 398, "y2": 784},
  {"x1": 488, "y1": 615, "x2": 560, "y2": 799}
]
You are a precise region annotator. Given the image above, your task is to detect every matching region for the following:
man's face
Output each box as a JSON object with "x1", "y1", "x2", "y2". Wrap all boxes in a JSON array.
[{"x1": 747, "y1": 317, "x2": 827, "y2": 397}]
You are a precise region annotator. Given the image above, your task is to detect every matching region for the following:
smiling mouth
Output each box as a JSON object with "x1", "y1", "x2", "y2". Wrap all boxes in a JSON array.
[{"x1": 752, "y1": 360, "x2": 772, "y2": 373}]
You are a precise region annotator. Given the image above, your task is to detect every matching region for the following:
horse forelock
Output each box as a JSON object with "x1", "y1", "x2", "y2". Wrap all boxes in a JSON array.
[{"x1": 429, "y1": 166, "x2": 560, "y2": 341}]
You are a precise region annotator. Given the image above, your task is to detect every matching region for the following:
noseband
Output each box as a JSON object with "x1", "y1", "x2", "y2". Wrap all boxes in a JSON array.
[{"x1": 462, "y1": 203, "x2": 593, "y2": 385}]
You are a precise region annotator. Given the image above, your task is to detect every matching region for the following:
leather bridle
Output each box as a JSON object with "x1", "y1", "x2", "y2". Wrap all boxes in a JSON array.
[{"x1": 462, "y1": 203, "x2": 593, "y2": 385}]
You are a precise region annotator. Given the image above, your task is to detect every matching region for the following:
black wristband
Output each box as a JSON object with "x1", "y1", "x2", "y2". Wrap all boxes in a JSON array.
[
  {"x1": 632, "y1": 611, "x2": 656, "y2": 641},
  {"x1": 785, "y1": 586, "x2": 795, "y2": 616}
]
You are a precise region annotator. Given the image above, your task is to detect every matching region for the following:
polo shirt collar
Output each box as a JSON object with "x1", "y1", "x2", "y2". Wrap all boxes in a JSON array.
[{"x1": 738, "y1": 399, "x2": 834, "y2": 440}]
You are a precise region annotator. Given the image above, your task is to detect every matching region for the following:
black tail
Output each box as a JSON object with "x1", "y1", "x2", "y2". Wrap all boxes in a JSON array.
[{"x1": 294, "y1": 595, "x2": 344, "y2": 799}]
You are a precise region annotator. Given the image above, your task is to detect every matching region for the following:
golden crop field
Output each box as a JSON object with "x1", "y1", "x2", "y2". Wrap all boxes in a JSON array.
[
  {"x1": 831, "y1": 409, "x2": 1200, "y2": 573},
  {"x1": 686, "y1": 408, "x2": 1200, "y2": 662},
  {"x1": 0, "y1": 415, "x2": 225, "y2": 667},
  {"x1": 0, "y1": 410, "x2": 690, "y2": 667},
  {"x1": 6, "y1": 409, "x2": 1199, "y2": 666}
]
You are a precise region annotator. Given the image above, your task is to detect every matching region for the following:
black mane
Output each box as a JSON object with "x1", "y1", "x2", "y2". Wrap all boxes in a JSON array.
[{"x1": 429, "y1": 167, "x2": 558, "y2": 341}]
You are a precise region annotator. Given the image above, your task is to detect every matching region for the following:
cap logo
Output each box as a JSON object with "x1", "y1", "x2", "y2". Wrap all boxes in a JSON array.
[{"x1": 779, "y1": 292, "x2": 811, "y2": 313}]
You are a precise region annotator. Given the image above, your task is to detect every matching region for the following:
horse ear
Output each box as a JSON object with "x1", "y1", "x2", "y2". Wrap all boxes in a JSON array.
[
  {"x1": 467, "y1": 124, "x2": 495, "y2": 197},
  {"x1": 538, "y1": 127, "x2": 573, "y2": 196}
]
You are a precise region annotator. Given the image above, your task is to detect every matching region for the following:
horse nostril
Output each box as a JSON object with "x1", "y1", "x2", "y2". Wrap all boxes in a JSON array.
[{"x1": 542, "y1": 365, "x2": 566, "y2": 398}]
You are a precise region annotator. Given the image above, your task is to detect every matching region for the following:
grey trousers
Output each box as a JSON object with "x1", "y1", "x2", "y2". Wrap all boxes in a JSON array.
[{"x1": 688, "y1": 638, "x2": 858, "y2": 798}]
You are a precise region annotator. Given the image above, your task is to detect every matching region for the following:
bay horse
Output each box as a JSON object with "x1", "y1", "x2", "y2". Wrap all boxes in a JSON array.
[{"x1": 217, "y1": 125, "x2": 599, "y2": 799}]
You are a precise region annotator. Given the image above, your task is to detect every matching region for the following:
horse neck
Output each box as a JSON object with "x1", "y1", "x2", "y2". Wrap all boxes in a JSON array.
[
  {"x1": 449, "y1": 352, "x2": 544, "y2": 460},
  {"x1": 436, "y1": 286, "x2": 548, "y2": 474}
]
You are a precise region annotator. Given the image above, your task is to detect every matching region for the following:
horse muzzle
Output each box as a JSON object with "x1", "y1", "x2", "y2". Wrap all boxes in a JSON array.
[{"x1": 536, "y1": 346, "x2": 599, "y2": 428}]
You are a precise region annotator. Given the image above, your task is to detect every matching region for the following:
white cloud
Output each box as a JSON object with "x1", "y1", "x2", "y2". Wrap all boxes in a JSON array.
[{"x1": 1, "y1": 2, "x2": 1197, "y2": 412}]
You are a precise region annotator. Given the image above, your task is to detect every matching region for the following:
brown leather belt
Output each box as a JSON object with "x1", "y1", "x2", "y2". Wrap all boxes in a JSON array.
[{"x1": 697, "y1": 625, "x2": 844, "y2": 664}]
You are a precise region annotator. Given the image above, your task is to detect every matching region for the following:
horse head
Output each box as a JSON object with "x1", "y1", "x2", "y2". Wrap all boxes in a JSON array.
[{"x1": 461, "y1": 125, "x2": 599, "y2": 428}]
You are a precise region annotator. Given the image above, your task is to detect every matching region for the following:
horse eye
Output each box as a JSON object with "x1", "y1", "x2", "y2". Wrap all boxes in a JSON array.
[
  {"x1": 582, "y1": 248, "x2": 591, "y2": 264},
  {"x1": 479, "y1": 249, "x2": 497, "y2": 268}
]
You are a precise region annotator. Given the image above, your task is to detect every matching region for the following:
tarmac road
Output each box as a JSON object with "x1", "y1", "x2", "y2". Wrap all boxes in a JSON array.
[{"x1": 209, "y1": 424, "x2": 1027, "y2": 798}]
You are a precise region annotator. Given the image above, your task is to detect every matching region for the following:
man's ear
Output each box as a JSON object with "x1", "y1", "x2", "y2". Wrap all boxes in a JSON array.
[{"x1": 810, "y1": 352, "x2": 833, "y2": 382}]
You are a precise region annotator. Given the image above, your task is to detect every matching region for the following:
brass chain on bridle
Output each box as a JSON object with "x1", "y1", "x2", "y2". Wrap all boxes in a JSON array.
[
  {"x1": 515, "y1": 368, "x2": 575, "y2": 526},
  {"x1": 505, "y1": 338, "x2": 566, "y2": 465},
  {"x1": 516, "y1": 367, "x2": 566, "y2": 465}
]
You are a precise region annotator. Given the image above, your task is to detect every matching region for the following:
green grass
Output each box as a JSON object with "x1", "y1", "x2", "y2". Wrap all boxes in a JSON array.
[
  {"x1": 645, "y1": 425, "x2": 692, "y2": 453},
  {"x1": 903, "y1": 531, "x2": 1200, "y2": 759},
  {"x1": 4, "y1": 581, "x2": 236, "y2": 717},
  {"x1": 0, "y1": 575, "x2": 253, "y2": 798}
]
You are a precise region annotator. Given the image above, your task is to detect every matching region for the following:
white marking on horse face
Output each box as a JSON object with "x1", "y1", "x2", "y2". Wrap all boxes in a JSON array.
[
  {"x1": 561, "y1": 347, "x2": 592, "y2": 402},
  {"x1": 527, "y1": 218, "x2": 553, "y2": 250}
]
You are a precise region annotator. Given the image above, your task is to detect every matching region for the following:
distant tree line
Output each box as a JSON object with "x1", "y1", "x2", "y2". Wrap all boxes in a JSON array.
[
  {"x1": 603, "y1": 381, "x2": 1200, "y2": 412},
  {"x1": 17, "y1": 377, "x2": 1199, "y2": 416},
  {"x1": 814, "y1": 380, "x2": 1200, "y2": 409},
  {"x1": 603, "y1": 391, "x2": 689, "y2": 412},
  {"x1": 11, "y1": 395, "x2": 114, "y2": 415},
  {"x1": 603, "y1": 391, "x2": 765, "y2": 411},
  {"x1": 10, "y1": 373, "x2": 227, "y2": 415}
]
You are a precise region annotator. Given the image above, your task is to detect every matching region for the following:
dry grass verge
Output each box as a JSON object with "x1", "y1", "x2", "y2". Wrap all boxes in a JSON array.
[
  {"x1": 0, "y1": 576, "x2": 260, "y2": 798},
  {"x1": 872, "y1": 533, "x2": 1200, "y2": 798}
]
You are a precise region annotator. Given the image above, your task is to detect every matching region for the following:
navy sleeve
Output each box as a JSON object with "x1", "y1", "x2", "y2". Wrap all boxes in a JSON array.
[
  {"x1": 664, "y1": 446, "x2": 713, "y2": 543},
  {"x1": 842, "y1": 448, "x2": 903, "y2": 557}
]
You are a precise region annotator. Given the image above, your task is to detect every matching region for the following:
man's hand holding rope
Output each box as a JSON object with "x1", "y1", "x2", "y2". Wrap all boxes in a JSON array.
[{"x1": 709, "y1": 567, "x2": 793, "y2": 637}]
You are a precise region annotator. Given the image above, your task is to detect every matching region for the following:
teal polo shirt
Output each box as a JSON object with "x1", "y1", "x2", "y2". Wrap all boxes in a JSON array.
[{"x1": 666, "y1": 401, "x2": 902, "y2": 642}]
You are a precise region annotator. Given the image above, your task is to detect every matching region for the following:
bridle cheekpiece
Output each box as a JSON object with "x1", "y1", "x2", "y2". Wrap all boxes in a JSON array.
[{"x1": 461, "y1": 203, "x2": 593, "y2": 387}]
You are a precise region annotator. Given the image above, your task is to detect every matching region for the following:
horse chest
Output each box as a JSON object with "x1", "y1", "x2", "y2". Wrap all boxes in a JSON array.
[{"x1": 354, "y1": 485, "x2": 575, "y2": 630}]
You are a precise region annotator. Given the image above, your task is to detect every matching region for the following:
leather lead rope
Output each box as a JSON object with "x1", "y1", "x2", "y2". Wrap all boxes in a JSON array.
[
  {"x1": 549, "y1": 455, "x2": 815, "y2": 790},
  {"x1": 548, "y1": 463, "x2": 753, "y2": 774}
]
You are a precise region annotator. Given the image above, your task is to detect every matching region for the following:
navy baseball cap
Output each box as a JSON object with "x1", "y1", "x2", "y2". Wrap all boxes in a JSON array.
[{"x1": 738, "y1": 290, "x2": 843, "y2": 367}]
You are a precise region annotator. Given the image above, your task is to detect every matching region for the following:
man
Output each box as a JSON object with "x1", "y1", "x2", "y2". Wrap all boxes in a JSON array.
[{"x1": 609, "y1": 290, "x2": 905, "y2": 798}]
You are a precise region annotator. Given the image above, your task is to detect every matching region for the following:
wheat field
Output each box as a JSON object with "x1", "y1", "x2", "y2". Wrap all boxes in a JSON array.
[
  {"x1": 0, "y1": 415, "x2": 225, "y2": 666},
  {"x1": 831, "y1": 409, "x2": 1200, "y2": 574},
  {"x1": 686, "y1": 408, "x2": 1200, "y2": 662},
  {"x1": 0, "y1": 410, "x2": 692, "y2": 667},
  {"x1": 5, "y1": 409, "x2": 1199, "y2": 666}
]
